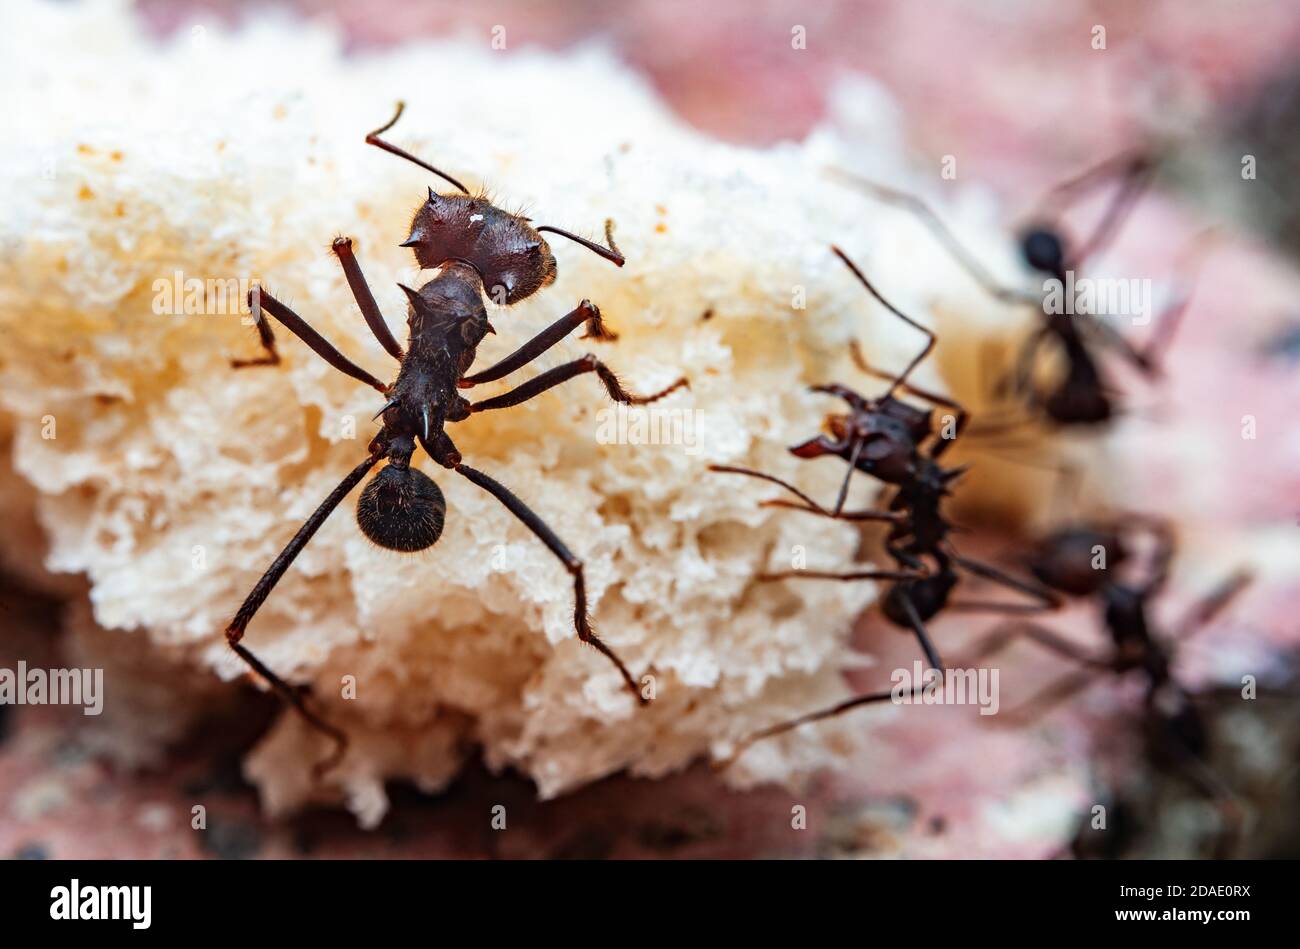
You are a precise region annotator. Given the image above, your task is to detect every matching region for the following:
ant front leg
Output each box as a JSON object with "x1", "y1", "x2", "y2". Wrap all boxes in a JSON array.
[
  {"x1": 331, "y1": 237, "x2": 404, "y2": 360},
  {"x1": 454, "y1": 463, "x2": 647, "y2": 703},
  {"x1": 243, "y1": 287, "x2": 389, "y2": 393},
  {"x1": 708, "y1": 464, "x2": 897, "y2": 522},
  {"x1": 225, "y1": 453, "x2": 381, "y2": 774},
  {"x1": 467, "y1": 353, "x2": 687, "y2": 412},
  {"x1": 1170, "y1": 569, "x2": 1253, "y2": 641},
  {"x1": 460, "y1": 300, "x2": 618, "y2": 388},
  {"x1": 231, "y1": 308, "x2": 281, "y2": 368}
]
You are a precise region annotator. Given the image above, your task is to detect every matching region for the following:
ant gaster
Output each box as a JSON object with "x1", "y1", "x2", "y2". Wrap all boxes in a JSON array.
[
  {"x1": 227, "y1": 102, "x2": 687, "y2": 773},
  {"x1": 713, "y1": 247, "x2": 1058, "y2": 763},
  {"x1": 832, "y1": 152, "x2": 1194, "y2": 430},
  {"x1": 960, "y1": 516, "x2": 1252, "y2": 855}
]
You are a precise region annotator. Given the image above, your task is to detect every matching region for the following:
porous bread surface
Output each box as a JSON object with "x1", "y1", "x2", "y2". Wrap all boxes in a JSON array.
[{"x1": 0, "y1": 0, "x2": 1037, "y2": 823}]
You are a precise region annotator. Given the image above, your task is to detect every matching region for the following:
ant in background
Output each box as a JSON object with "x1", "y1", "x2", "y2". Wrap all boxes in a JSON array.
[
  {"x1": 832, "y1": 151, "x2": 1197, "y2": 431},
  {"x1": 958, "y1": 515, "x2": 1253, "y2": 856},
  {"x1": 713, "y1": 247, "x2": 1057, "y2": 763},
  {"x1": 227, "y1": 102, "x2": 687, "y2": 773}
]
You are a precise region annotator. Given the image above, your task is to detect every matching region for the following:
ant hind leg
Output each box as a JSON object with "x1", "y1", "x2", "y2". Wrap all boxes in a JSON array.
[
  {"x1": 225, "y1": 453, "x2": 381, "y2": 775},
  {"x1": 230, "y1": 311, "x2": 280, "y2": 369},
  {"x1": 455, "y1": 462, "x2": 646, "y2": 703}
]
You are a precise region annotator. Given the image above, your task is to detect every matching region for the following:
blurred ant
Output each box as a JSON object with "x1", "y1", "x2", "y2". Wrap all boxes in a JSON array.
[
  {"x1": 713, "y1": 247, "x2": 1058, "y2": 763},
  {"x1": 832, "y1": 151, "x2": 1196, "y2": 430},
  {"x1": 959, "y1": 515, "x2": 1253, "y2": 856},
  {"x1": 227, "y1": 102, "x2": 687, "y2": 773}
]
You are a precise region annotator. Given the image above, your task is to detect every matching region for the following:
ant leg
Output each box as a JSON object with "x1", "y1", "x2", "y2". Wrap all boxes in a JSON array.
[
  {"x1": 1007, "y1": 327, "x2": 1051, "y2": 401},
  {"x1": 1036, "y1": 149, "x2": 1151, "y2": 213},
  {"x1": 460, "y1": 300, "x2": 617, "y2": 388},
  {"x1": 826, "y1": 170, "x2": 1038, "y2": 306},
  {"x1": 1171, "y1": 746, "x2": 1245, "y2": 858},
  {"x1": 896, "y1": 590, "x2": 946, "y2": 671},
  {"x1": 808, "y1": 382, "x2": 870, "y2": 410},
  {"x1": 230, "y1": 308, "x2": 280, "y2": 368},
  {"x1": 956, "y1": 619, "x2": 1110, "y2": 669},
  {"x1": 716, "y1": 684, "x2": 912, "y2": 770},
  {"x1": 1171, "y1": 569, "x2": 1253, "y2": 641},
  {"x1": 709, "y1": 464, "x2": 827, "y2": 511},
  {"x1": 758, "y1": 568, "x2": 922, "y2": 582},
  {"x1": 970, "y1": 447, "x2": 1082, "y2": 521},
  {"x1": 831, "y1": 246, "x2": 937, "y2": 393},
  {"x1": 330, "y1": 238, "x2": 404, "y2": 361},
  {"x1": 991, "y1": 668, "x2": 1102, "y2": 726},
  {"x1": 1082, "y1": 278, "x2": 1196, "y2": 379},
  {"x1": 946, "y1": 549, "x2": 1061, "y2": 612},
  {"x1": 454, "y1": 463, "x2": 646, "y2": 703},
  {"x1": 248, "y1": 288, "x2": 389, "y2": 394},
  {"x1": 467, "y1": 354, "x2": 687, "y2": 412},
  {"x1": 1063, "y1": 154, "x2": 1155, "y2": 266},
  {"x1": 759, "y1": 500, "x2": 902, "y2": 523},
  {"x1": 228, "y1": 641, "x2": 349, "y2": 777},
  {"x1": 226, "y1": 453, "x2": 381, "y2": 774},
  {"x1": 708, "y1": 464, "x2": 895, "y2": 522}
]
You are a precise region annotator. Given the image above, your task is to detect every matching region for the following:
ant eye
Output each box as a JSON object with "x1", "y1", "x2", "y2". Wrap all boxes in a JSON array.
[{"x1": 356, "y1": 464, "x2": 446, "y2": 552}]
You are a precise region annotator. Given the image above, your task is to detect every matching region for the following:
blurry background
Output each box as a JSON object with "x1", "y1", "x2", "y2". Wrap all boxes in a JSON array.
[{"x1": 2, "y1": 0, "x2": 1299, "y2": 858}]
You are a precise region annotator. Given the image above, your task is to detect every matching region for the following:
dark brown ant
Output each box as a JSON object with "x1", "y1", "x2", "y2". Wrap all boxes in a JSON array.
[
  {"x1": 226, "y1": 102, "x2": 687, "y2": 773},
  {"x1": 959, "y1": 516, "x2": 1253, "y2": 856},
  {"x1": 712, "y1": 247, "x2": 1058, "y2": 763},
  {"x1": 831, "y1": 151, "x2": 1194, "y2": 430}
]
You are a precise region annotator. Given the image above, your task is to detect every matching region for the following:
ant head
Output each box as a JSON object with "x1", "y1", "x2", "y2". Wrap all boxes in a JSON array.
[
  {"x1": 1018, "y1": 225, "x2": 1067, "y2": 276},
  {"x1": 403, "y1": 190, "x2": 557, "y2": 305},
  {"x1": 1027, "y1": 526, "x2": 1127, "y2": 597},
  {"x1": 356, "y1": 463, "x2": 447, "y2": 552}
]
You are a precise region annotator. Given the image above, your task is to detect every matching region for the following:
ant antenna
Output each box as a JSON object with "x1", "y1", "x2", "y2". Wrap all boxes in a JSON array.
[
  {"x1": 366, "y1": 101, "x2": 472, "y2": 196},
  {"x1": 536, "y1": 219, "x2": 625, "y2": 268},
  {"x1": 831, "y1": 245, "x2": 936, "y2": 395}
]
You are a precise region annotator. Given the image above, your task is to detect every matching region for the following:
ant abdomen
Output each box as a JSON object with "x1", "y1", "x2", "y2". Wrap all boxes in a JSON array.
[
  {"x1": 1028, "y1": 527, "x2": 1124, "y2": 596},
  {"x1": 356, "y1": 463, "x2": 447, "y2": 552},
  {"x1": 402, "y1": 190, "x2": 556, "y2": 304}
]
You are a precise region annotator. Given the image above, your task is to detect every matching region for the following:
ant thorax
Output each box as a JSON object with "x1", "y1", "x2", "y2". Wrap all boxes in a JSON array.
[{"x1": 373, "y1": 263, "x2": 489, "y2": 457}]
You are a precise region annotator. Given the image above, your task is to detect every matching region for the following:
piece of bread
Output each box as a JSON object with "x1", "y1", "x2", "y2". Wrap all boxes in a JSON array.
[{"x1": 0, "y1": 1, "x2": 1045, "y2": 825}]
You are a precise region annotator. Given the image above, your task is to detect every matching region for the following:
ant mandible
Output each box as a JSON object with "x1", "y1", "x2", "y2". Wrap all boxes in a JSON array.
[
  {"x1": 227, "y1": 102, "x2": 688, "y2": 773},
  {"x1": 958, "y1": 515, "x2": 1253, "y2": 855},
  {"x1": 712, "y1": 247, "x2": 1058, "y2": 763},
  {"x1": 832, "y1": 151, "x2": 1195, "y2": 430}
]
